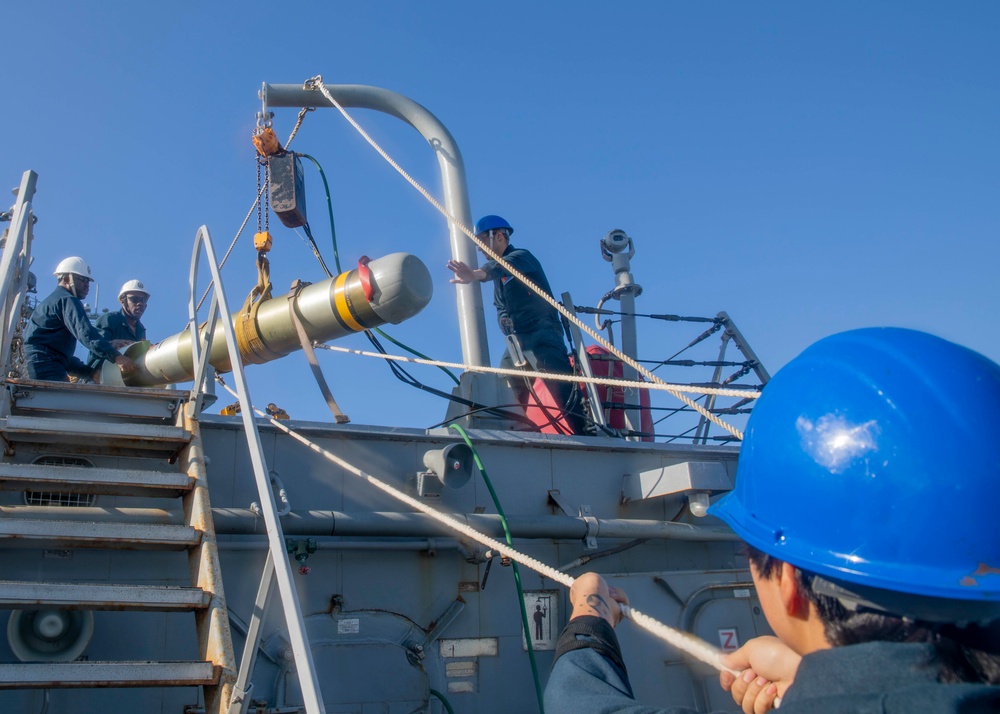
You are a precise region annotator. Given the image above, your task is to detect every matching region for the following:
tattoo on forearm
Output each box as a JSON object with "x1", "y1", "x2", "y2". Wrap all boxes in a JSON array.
[{"x1": 586, "y1": 593, "x2": 610, "y2": 616}]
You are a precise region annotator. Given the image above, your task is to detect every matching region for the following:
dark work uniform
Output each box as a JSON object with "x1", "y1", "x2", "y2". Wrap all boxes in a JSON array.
[
  {"x1": 544, "y1": 616, "x2": 1000, "y2": 714},
  {"x1": 482, "y1": 245, "x2": 578, "y2": 426},
  {"x1": 87, "y1": 309, "x2": 146, "y2": 369},
  {"x1": 23, "y1": 286, "x2": 121, "y2": 382}
]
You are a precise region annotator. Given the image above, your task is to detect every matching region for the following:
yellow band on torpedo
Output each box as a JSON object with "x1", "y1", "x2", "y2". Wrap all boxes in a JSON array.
[{"x1": 333, "y1": 272, "x2": 365, "y2": 333}]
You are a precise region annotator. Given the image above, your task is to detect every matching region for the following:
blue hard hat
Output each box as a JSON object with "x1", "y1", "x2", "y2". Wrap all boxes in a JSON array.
[
  {"x1": 474, "y1": 215, "x2": 514, "y2": 237},
  {"x1": 710, "y1": 328, "x2": 1000, "y2": 610}
]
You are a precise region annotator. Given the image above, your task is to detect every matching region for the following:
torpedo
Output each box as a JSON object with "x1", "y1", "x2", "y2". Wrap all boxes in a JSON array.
[{"x1": 120, "y1": 252, "x2": 432, "y2": 387}]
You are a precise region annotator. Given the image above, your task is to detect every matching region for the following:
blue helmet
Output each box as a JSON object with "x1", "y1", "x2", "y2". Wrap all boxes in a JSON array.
[
  {"x1": 710, "y1": 328, "x2": 1000, "y2": 620},
  {"x1": 474, "y1": 215, "x2": 513, "y2": 237}
]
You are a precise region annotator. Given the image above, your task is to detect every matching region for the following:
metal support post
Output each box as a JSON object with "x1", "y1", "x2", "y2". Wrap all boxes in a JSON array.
[{"x1": 228, "y1": 552, "x2": 275, "y2": 714}]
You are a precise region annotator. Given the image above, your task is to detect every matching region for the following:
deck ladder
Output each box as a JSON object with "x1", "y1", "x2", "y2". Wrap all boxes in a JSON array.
[{"x1": 0, "y1": 180, "x2": 325, "y2": 713}]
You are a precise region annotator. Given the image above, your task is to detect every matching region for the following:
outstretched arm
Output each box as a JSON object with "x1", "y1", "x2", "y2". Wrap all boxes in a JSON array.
[{"x1": 447, "y1": 260, "x2": 487, "y2": 284}]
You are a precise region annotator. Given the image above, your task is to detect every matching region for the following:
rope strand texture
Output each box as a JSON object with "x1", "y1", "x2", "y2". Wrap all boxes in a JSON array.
[
  {"x1": 308, "y1": 75, "x2": 745, "y2": 441},
  {"x1": 217, "y1": 380, "x2": 736, "y2": 675}
]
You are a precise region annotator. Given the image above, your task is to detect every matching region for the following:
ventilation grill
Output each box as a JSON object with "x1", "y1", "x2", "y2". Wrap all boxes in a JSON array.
[{"x1": 24, "y1": 455, "x2": 98, "y2": 507}]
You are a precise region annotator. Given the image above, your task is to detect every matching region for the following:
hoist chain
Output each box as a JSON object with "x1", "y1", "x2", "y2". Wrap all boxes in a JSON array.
[{"x1": 256, "y1": 157, "x2": 270, "y2": 234}]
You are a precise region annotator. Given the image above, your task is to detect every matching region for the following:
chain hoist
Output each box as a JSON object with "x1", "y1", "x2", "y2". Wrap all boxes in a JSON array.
[
  {"x1": 235, "y1": 106, "x2": 283, "y2": 364},
  {"x1": 253, "y1": 100, "x2": 279, "y2": 255}
]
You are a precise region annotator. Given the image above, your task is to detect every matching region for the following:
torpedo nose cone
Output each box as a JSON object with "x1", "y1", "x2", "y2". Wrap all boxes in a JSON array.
[{"x1": 367, "y1": 252, "x2": 433, "y2": 324}]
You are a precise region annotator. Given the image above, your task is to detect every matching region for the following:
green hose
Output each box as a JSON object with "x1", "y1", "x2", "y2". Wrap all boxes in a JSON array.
[
  {"x1": 429, "y1": 687, "x2": 455, "y2": 714},
  {"x1": 449, "y1": 424, "x2": 546, "y2": 714},
  {"x1": 297, "y1": 153, "x2": 342, "y2": 273}
]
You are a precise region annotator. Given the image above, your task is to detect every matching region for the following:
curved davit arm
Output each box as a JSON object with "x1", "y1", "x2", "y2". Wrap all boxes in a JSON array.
[{"x1": 263, "y1": 82, "x2": 490, "y2": 368}]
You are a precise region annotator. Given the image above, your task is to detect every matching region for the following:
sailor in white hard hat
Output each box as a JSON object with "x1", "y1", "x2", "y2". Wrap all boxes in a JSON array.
[
  {"x1": 22, "y1": 257, "x2": 137, "y2": 382},
  {"x1": 87, "y1": 279, "x2": 150, "y2": 371}
]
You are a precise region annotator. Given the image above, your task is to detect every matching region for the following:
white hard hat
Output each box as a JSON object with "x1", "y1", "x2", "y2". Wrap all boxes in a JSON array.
[
  {"x1": 118, "y1": 279, "x2": 150, "y2": 301},
  {"x1": 53, "y1": 257, "x2": 93, "y2": 281}
]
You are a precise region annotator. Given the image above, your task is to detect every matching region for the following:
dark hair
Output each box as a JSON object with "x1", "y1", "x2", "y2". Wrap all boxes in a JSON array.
[{"x1": 745, "y1": 545, "x2": 1000, "y2": 685}]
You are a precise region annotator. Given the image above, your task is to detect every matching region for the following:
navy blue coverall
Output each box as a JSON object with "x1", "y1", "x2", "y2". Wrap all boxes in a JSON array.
[
  {"x1": 544, "y1": 616, "x2": 1000, "y2": 714},
  {"x1": 23, "y1": 286, "x2": 121, "y2": 381},
  {"x1": 87, "y1": 309, "x2": 146, "y2": 369},
  {"x1": 481, "y1": 244, "x2": 578, "y2": 427}
]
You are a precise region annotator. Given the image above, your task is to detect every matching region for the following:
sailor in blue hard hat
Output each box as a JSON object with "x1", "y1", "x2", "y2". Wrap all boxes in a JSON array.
[
  {"x1": 447, "y1": 215, "x2": 583, "y2": 433},
  {"x1": 544, "y1": 328, "x2": 1000, "y2": 714}
]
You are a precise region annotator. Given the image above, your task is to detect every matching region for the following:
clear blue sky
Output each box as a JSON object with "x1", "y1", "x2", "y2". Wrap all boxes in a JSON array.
[{"x1": 5, "y1": 2, "x2": 998, "y2": 431}]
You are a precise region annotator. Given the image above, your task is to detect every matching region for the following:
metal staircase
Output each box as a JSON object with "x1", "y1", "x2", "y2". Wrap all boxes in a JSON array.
[
  {"x1": 0, "y1": 171, "x2": 327, "y2": 712},
  {"x1": 0, "y1": 378, "x2": 236, "y2": 710}
]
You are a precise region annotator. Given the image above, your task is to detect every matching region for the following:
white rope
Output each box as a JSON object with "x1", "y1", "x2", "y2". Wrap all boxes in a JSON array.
[
  {"x1": 217, "y1": 380, "x2": 737, "y2": 674},
  {"x1": 315, "y1": 342, "x2": 761, "y2": 399},
  {"x1": 307, "y1": 75, "x2": 745, "y2": 441},
  {"x1": 621, "y1": 605, "x2": 736, "y2": 674}
]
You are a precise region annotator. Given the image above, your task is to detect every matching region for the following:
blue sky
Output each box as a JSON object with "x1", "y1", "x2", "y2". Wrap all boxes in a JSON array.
[{"x1": 5, "y1": 2, "x2": 998, "y2": 432}]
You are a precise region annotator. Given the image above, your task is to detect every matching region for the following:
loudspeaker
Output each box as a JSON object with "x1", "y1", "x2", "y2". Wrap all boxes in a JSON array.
[
  {"x1": 422, "y1": 443, "x2": 474, "y2": 491},
  {"x1": 7, "y1": 609, "x2": 94, "y2": 662}
]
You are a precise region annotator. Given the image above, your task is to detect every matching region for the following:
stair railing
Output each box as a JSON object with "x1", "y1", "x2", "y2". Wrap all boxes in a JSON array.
[
  {"x1": 186, "y1": 225, "x2": 326, "y2": 714},
  {"x1": 0, "y1": 171, "x2": 38, "y2": 378}
]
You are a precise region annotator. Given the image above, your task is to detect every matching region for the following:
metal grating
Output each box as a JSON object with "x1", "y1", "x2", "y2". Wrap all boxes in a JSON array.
[{"x1": 23, "y1": 455, "x2": 98, "y2": 507}]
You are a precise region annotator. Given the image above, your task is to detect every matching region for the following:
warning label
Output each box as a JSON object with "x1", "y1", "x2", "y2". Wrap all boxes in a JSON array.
[{"x1": 522, "y1": 591, "x2": 559, "y2": 651}]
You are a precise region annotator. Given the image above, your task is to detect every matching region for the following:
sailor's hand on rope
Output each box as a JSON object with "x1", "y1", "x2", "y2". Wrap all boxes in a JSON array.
[
  {"x1": 720, "y1": 636, "x2": 799, "y2": 713},
  {"x1": 568, "y1": 573, "x2": 629, "y2": 627}
]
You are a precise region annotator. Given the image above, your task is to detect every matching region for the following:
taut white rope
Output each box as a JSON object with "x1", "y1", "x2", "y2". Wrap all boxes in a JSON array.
[
  {"x1": 218, "y1": 381, "x2": 738, "y2": 675},
  {"x1": 315, "y1": 342, "x2": 761, "y2": 399},
  {"x1": 307, "y1": 75, "x2": 746, "y2": 441}
]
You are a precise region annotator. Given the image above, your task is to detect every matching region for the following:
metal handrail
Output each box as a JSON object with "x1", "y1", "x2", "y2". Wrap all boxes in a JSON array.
[
  {"x1": 186, "y1": 225, "x2": 326, "y2": 714},
  {"x1": 0, "y1": 171, "x2": 38, "y2": 376}
]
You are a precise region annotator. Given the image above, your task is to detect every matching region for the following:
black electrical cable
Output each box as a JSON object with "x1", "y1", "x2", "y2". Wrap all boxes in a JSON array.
[
  {"x1": 299, "y1": 152, "x2": 461, "y2": 386},
  {"x1": 361, "y1": 329, "x2": 538, "y2": 428},
  {"x1": 300, "y1": 222, "x2": 334, "y2": 279}
]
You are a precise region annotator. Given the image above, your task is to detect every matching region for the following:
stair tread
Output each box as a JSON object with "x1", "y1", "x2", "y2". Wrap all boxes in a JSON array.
[
  {"x1": 0, "y1": 581, "x2": 211, "y2": 610},
  {"x1": 0, "y1": 660, "x2": 219, "y2": 688},
  {"x1": 0, "y1": 462, "x2": 192, "y2": 496},
  {"x1": 4, "y1": 378, "x2": 188, "y2": 422},
  {"x1": 0, "y1": 519, "x2": 200, "y2": 549},
  {"x1": 0, "y1": 415, "x2": 190, "y2": 444}
]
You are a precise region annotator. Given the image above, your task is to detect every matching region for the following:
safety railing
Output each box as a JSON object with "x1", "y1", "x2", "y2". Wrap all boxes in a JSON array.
[
  {"x1": 0, "y1": 171, "x2": 38, "y2": 378},
  {"x1": 186, "y1": 225, "x2": 327, "y2": 714}
]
